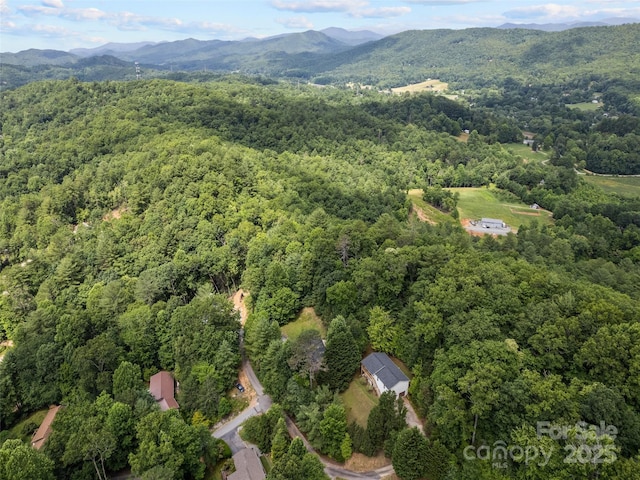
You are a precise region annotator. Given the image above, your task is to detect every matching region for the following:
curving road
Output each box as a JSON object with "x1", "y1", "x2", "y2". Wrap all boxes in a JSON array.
[{"x1": 213, "y1": 292, "x2": 396, "y2": 480}]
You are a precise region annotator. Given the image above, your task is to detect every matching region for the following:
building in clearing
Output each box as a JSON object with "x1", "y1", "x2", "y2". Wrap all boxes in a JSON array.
[
  {"x1": 480, "y1": 218, "x2": 506, "y2": 229},
  {"x1": 361, "y1": 352, "x2": 410, "y2": 397},
  {"x1": 31, "y1": 405, "x2": 61, "y2": 450},
  {"x1": 229, "y1": 448, "x2": 266, "y2": 480},
  {"x1": 149, "y1": 371, "x2": 179, "y2": 411}
]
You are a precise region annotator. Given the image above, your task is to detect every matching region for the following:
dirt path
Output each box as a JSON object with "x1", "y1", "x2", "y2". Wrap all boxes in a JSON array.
[
  {"x1": 231, "y1": 290, "x2": 257, "y2": 406},
  {"x1": 231, "y1": 289, "x2": 248, "y2": 326},
  {"x1": 410, "y1": 204, "x2": 436, "y2": 225},
  {"x1": 403, "y1": 397, "x2": 423, "y2": 430}
]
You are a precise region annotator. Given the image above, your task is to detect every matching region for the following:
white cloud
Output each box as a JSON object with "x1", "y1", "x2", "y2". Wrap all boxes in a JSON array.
[
  {"x1": 42, "y1": 0, "x2": 64, "y2": 8},
  {"x1": 276, "y1": 15, "x2": 314, "y2": 28},
  {"x1": 63, "y1": 7, "x2": 108, "y2": 21},
  {"x1": 271, "y1": 0, "x2": 410, "y2": 19},
  {"x1": 504, "y1": 2, "x2": 640, "y2": 21},
  {"x1": 352, "y1": 6, "x2": 411, "y2": 18},
  {"x1": 0, "y1": 0, "x2": 11, "y2": 14},
  {"x1": 503, "y1": 3, "x2": 581, "y2": 20},
  {"x1": 271, "y1": 0, "x2": 367, "y2": 13},
  {"x1": 403, "y1": 0, "x2": 487, "y2": 4}
]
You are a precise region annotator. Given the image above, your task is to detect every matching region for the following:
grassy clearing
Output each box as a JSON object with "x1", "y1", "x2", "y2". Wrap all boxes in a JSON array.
[
  {"x1": 457, "y1": 132, "x2": 469, "y2": 143},
  {"x1": 407, "y1": 189, "x2": 457, "y2": 225},
  {"x1": 391, "y1": 79, "x2": 448, "y2": 94},
  {"x1": 505, "y1": 143, "x2": 548, "y2": 163},
  {"x1": 10, "y1": 409, "x2": 48, "y2": 442},
  {"x1": 344, "y1": 451, "x2": 391, "y2": 472},
  {"x1": 583, "y1": 175, "x2": 640, "y2": 198},
  {"x1": 566, "y1": 101, "x2": 602, "y2": 111},
  {"x1": 340, "y1": 377, "x2": 379, "y2": 428},
  {"x1": 450, "y1": 187, "x2": 554, "y2": 229},
  {"x1": 281, "y1": 307, "x2": 326, "y2": 340}
]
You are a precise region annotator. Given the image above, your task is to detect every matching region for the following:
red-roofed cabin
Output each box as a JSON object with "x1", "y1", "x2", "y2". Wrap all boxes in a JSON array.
[
  {"x1": 31, "y1": 405, "x2": 61, "y2": 450},
  {"x1": 149, "y1": 371, "x2": 179, "y2": 411}
]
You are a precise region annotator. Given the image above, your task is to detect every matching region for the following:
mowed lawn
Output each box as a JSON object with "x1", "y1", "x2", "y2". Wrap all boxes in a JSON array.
[
  {"x1": 340, "y1": 377, "x2": 379, "y2": 427},
  {"x1": 391, "y1": 79, "x2": 448, "y2": 94},
  {"x1": 505, "y1": 143, "x2": 549, "y2": 164},
  {"x1": 281, "y1": 307, "x2": 326, "y2": 340},
  {"x1": 566, "y1": 101, "x2": 603, "y2": 111},
  {"x1": 583, "y1": 175, "x2": 640, "y2": 198},
  {"x1": 450, "y1": 187, "x2": 554, "y2": 229}
]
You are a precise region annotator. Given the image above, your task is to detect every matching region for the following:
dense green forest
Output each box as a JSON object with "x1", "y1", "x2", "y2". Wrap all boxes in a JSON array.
[{"x1": 1, "y1": 73, "x2": 640, "y2": 480}]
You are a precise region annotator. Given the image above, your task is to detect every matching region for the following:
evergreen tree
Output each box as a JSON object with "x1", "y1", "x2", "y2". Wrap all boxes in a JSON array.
[
  {"x1": 319, "y1": 403, "x2": 348, "y2": 461},
  {"x1": 366, "y1": 391, "x2": 407, "y2": 453},
  {"x1": 271, "y1": 417, "x2": 290, "y2": 462},
  {"x1": 324, "y1": 316, "x2": 360, "y2": 391},
  {"x1": 424, "y1": 439, "x2": 455, "y2": 480},
  {"x1": 392, "y1": 427, "x2": 429, "y2": 480}
]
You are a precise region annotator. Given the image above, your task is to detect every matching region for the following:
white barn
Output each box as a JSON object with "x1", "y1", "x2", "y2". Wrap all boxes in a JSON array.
[{"x1": 361, "y1": 352, "x2": 409, "y2": 397}]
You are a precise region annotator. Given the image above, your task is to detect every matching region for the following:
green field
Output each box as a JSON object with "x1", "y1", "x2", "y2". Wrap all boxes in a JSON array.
[
  {"x1": 583, "y1": 175, "x2": 640, "y2": 198},
  {"x1": 505, "y1": 143, "x2": 549, "y2": 164},
  {"x1": 10, "y1": 408, "x2": 48, "y2": 442},
  {"x1": 450, "y1": 187, "x2": 554, "y2": 230},
  {"x1": 340, "y1": 377, "x2": 379, "y2": 427},
  {"x1": 281, "y1": 307, "x2": 326, "y2": 340},
  {"x1": 565, "y1": 101, "x2": 603, "y2": 111}
]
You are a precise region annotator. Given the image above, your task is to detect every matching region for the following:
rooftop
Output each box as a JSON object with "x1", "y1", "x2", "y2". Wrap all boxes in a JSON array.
[
  {"x1": 149, "y1": 371, "x2": 179, "y2": 410},
  {"x1": 229, "y1": 448, "x2": 266, "y2": 480},
  {"x1": 361, "y1": 352, "x2": 409, "y2": 389}
]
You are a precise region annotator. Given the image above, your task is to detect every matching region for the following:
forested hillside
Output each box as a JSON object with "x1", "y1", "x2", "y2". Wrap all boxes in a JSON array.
[{"x1": 1, "y1": 77, "x2": 640, "y2": 479}]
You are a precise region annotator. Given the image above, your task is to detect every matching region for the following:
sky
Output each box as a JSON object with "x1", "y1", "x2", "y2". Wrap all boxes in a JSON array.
[{"x1": 1, "y1": 0, "x2": 639, "y2": 52}]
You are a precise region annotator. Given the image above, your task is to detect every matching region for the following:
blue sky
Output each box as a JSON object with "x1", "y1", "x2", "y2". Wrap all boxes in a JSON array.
[{"x1": 1, "y1": 0, "x2": 639, "y2": 52}]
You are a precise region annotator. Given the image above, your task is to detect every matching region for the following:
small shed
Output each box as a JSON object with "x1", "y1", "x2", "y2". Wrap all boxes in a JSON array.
[
  {"x1": 480, "y1": 218, "x2": 506, "y2": 229},
  {"x1": 149, "y1": 371, "x2": 179, "y2": 411},
  {"x1": 229, "y1": 448, "x2": 266, "y2": 480},
  {"x1": 361, "y1": 352, "x2": 409, "y2": 397},
  {"x1": 31, "y1": 405, "x2": 61, "y2": 450}
]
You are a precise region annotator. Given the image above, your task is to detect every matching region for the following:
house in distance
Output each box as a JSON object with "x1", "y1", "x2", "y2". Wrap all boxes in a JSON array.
[
  {"x1": 149, "y1": 371, "x2": 179, "y2": 411},
  {"x1": 480, "y1": 218, "x2": 506, "y2": 229},
  {"x1": 361, "y1": 352, "x2": 409, "y2": 397}
]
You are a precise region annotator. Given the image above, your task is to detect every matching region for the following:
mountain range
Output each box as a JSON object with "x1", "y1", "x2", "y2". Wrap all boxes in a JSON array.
[{"x1": 1, "y1": 23, "x2": 639, "y2": 90}]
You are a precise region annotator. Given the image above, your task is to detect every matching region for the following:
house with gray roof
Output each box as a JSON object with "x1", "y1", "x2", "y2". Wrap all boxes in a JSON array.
[
  {"x1": 480, "y1": 218, "x2": 506, "y2": 229},
  {"x1": 228, "y1": 448, "x2": 265, "y2": 480},
  {"x1": 361, "y1": 352, "x2": 409, "y2": 397}
]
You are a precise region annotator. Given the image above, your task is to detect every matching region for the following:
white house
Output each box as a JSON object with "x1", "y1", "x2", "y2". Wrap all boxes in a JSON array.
[{"x1": 361, "y1": 352, "x2": 409, "y2": 397}]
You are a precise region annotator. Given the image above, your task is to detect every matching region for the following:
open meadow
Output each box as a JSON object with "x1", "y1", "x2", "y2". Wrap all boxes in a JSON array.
[
  {"x1": 391, "y1": 79, "x2": 448, "y2": 94},
  {"x1": 505, "y1": 143, "x2": 549, "y2": 164},
  {"x1": 583, "y1": 175, "x2": 640, "y2": 198},
  {"x1": 450, "y1": 187, "x2": 554, "y2": 231}
]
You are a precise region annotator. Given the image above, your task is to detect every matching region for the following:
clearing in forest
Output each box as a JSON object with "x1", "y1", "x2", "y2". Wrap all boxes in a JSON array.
[
  {"x1": 340, "y1": 376, "x2": 379, "y2": 428},
  {"x1": 391, "y1": 79, "x2": 448, "y2": 94},
  {"x1": 583, "y1": 175, "x2": 640, "y2": 198},
  {"x1": 451, "y1": 187, "x2": 554, "y2": 231},
  {"x1": 505, "y1": 142, "x2": 548, "y2": 164},
  {"x1": 280, "y1": 307, "x2": 326, "y2": 340}
]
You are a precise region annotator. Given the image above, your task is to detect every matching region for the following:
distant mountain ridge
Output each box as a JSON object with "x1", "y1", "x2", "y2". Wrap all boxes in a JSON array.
[
  {"x1": 497, "y1": 17, "x2": 639, "y2": 32},
  {"x1": 1, "y1": 24, "x2": 639, "y2": 90},
  {"x1": 70, "y1": 42, "x2": 158, "y2": 57}
]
